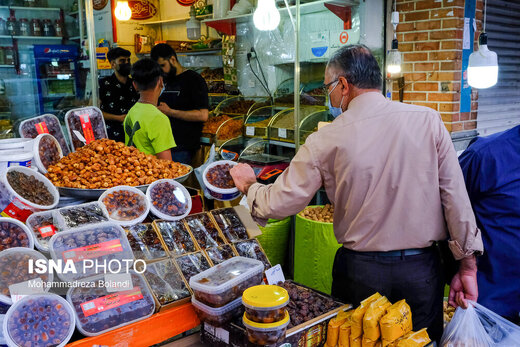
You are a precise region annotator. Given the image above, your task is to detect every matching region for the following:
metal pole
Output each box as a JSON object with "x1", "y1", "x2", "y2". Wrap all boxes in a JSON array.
[
  {"x1": 294, "y1": 0, "x2": 300, "y2": 152},
  {"x1": 78, "y1": 0, "x2": 84, "y2": 46},
  {"x1": 84, "y1": 0, "x2": 99, "y2": 107}
]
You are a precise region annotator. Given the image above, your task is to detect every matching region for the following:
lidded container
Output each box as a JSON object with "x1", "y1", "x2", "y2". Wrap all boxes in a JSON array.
[
  {"x1": 189, "y1": 256, "x2": 264, "y2": 308},
  {"x1": 0, "y1": 247, "x2": 52, "y2": 305},
  {"x1": 191, "y1": 296, "x2": 243, "y2": 327},
  {"x1": 243, "y1": 310, "x2": 290, "y2": 345},
  {"x1": 32, "y1": 133, "x2": 63, "y2": 174},
  {"x1": 98, "y1": 185, "x2": 150, "y2": 227},
  {"x1": 19, "y1": 114, "x2": 71, "y2": 156},
  {"x1": 0, "y1": 150, "x2": 33, "y2": 175},
  {"x1": 147, "y1": 179, "x2": 191, "y2": 221},
  {"x1": 242, "y1": 285, "x2": 289, "y2": 324},
  {"x1": 18, "y1": 18, "x2": 29, "y2": 36},
  {"x1": 0, "y1": 217, "x2": 34, "y2": 250},
  {"x1": 66, "y1": 271, "x2": 155, "y2": 336},
  {"x1": 202, "y1": 160, "x2": 241, "y2": 201},
  {"x1": 25, "y1": 210, "x2": 61, "y2": 252},
  {"x1": 3, "y1": 293, "x2": 75, "y2": 347},
  {"x1": 56, "y1": 201, "x2": 109, "y2": 230},
  {"x1": 65, "y1": 106, "x2": 107, "y2": 151},
  {"x1": 48, "y1": 222, "x2": 133, "y2": 281}
]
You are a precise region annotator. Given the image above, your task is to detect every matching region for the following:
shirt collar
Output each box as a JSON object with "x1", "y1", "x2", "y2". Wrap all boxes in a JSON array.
[{"x1": 347, "y1": 91, "x2": 386, "y2": 111}]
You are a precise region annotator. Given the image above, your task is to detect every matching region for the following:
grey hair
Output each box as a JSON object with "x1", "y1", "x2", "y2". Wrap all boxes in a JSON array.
[{"x1": 327, "y1": 44, "x2": 383, "y2": 90}]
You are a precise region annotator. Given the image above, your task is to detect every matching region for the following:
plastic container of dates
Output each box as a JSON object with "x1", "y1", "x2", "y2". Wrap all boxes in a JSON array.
[
  {"x1": 25, "y1": 210, "x2": 61, "y2": 252},
  {"x1": 0, "y1": 150, "x2": 34, "y2": 175},
  {"x1": 99, "y1": 186, "x2": 150, "y2": 227},
  {"x1": 18, "y1": 114, "x2": 71, "y2": 156},
  {"x1": 242, "y1": 285, "x2": 289, "y2": 324},
  {"x1": 146, "y1": 179, "x2": 192, "y2": 221},
  {"x1": 0, "y1": 217, "x2": 34, "y2": 250},
  {"x1": 65, "y1": 106, "x2": 108, "y2": 151},
  {"x1": 191, "y1": 296, "x2": 243, "y2": 327},
  {"x1": 202, "y1": 160, "x2": 241, "y2": 201},
  {"x1": 242, "y1": 310, "x2": 290, "y2": 345},
  {"x1": 66, "y1": 271, "x2": 155, "y2": 336},
  {"x1": 48, "y1": 223, "x2": 134, "y2": 282},
  {"x1": 56, "y1": 201, "x2": 109, "y2": 230},
  {"x1": 3, "y1": 293, "x2": 75, "y2": 347},
  {"x1": 32, "y1": 133, "x2": 63, "y2": 174},
  {"x1": 0, "y1": 247, "x2": 53, "y2": 305},
  {"x1": 189, "y1": 256, "x2": 264, "y2": 308},
  {"x1": 0, "y1": 166, "x2": 59, "y2": 222}
]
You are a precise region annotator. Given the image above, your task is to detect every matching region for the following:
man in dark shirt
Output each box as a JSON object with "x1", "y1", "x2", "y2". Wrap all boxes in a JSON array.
[
  {"x1": 99, "y1": 47, "x2": 139, "y2": 142},
  {"x1": 151, "y1": 43, "x2": 209, "y2": 165}
]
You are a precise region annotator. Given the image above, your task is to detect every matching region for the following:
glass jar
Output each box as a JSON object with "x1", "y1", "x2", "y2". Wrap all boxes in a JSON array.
[
  {"x1": 54, "y1": 20, "x2": 64, "y2": 37},
  {"x1": 4, "y1": 47, "x2": 15, "y2": 65},
  {"x1": 19, "y1": 18, "x2": 29, "y2": 36},
  {"x1": 42, "y1": 19, "x2": 54, "y2": 37},
  {"x1": 24, "y1": 0, "x2": 39, "y2": 7},
  {"x1": 31, "y1": 19, "x2": 41, "y2": 36},
  {"x1": 6, "y1": 17, "x2": 18, "y2": 36},
  {"x1": 0, "y1": 18, "x2": 7, "y2": 36}
]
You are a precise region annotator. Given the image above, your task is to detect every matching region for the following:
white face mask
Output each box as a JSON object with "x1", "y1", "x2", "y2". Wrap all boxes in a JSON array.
[{"x1": 327, "y1": 81, "x2": 345, "y2": 118}]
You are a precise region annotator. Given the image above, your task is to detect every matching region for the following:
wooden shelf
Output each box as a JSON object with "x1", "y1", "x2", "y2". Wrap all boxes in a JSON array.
[
  {"x1": 142, "y1": 14, "x2": 212, "y2": 25},
  {"x1": 66, "y1": 303, "x2": 200, "y2": 347}
]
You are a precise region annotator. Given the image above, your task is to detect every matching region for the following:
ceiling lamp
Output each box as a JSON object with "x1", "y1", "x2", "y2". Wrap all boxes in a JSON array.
[
  {"x1": 186, "y1": 6, "x2": 201, "y2": 40},
  {"x1": 387, "y1": 39, "x2": 401, "y2": 74},
  {"x1": 253, "y1": 0, "x2": 280, "y2": 31},
  {"x1": 115, "y1": 1, "x2": 132, "y2": 21}
]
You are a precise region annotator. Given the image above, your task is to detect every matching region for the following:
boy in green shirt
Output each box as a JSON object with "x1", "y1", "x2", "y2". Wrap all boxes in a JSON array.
[{"x1": 124, "y1": 58, "x2": 176, "y2": 160}]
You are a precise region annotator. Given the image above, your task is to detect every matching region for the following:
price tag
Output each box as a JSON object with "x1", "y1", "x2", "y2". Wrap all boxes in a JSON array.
[
  {"x1": 265, "y1": 264, "x2": 285, "y2": 285},
  {"x1": 9, "y1": 278, "x2": 45, "y2": 303},
  {"x1": 34, "y1": 121, "x2": 50, "y2": 134},
  {"x1": 246, "y1": 126, "x2": 255, "y2": 136},
  {"x1": 38, "y1": 225, "x2": 56, "y2": 238},
  {"x1": 278, "y1": 128, "x2": 287, "y2": 139},
  {"x1": 104, "y1": 273, "x2": 133, "y2": 293}
]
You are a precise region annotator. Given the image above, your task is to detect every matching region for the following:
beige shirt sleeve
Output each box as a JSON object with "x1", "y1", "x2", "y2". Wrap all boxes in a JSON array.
[
  {"x1": 436, "y1": 116, "x2": 484, "y2": 260},
  {"x1": 247, "y1": 142, "x2": 323, "y2": 226}
]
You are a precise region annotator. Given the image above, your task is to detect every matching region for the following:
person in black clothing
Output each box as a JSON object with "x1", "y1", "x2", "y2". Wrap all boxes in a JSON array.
[
  {"x1": 151, "y1": 43, "x2": 209, "y2": 165},
  {"x1": 99, "y1": 47, "x2": 139, "y2": 142}
]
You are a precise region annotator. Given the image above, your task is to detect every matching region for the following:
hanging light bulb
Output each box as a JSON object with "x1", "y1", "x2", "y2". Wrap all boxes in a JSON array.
[
  {"x1": 253, "y1": 0, "x2": 280, "y2": 31},
  {"x1": 115, "y1": 1, "x2": 132, "y2": 21},
  {"x1": 468, "y1": 33, "x2": 498, "y2": 89},
  {"x1": 386, "y1": 39, "x2": 401, "y2": 74},
  {"x1": 186, "y1": 6, "x2": 201, "y2": 40}
]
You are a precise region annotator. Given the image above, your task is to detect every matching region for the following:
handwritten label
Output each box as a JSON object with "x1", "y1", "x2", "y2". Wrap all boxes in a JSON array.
[
  {"x1": 278, "y1": 128, "x2": 287, "y2": 139},
  {"x1": 265, "y1": 264, "x2": 285, "y2": 285},
  {"x1": 79, "y1": 114, "x2": 95, "y2": 144},
  {"x1": 62, "y1": 239, "x2": 123, "y2": 263},
  {"x1": 38, "y1": 225, "x2": 56, "y2": 238},
  {"x1": 246, "y1": 126, "x2": 255, "y2": 136},
  {"x1": 80, "y1": 287, "x2": 143, "y2": 317}
]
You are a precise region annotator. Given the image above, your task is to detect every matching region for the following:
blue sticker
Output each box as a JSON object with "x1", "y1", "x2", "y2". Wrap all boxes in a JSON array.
[{"x1": 311, "y1": 46, "x2": 328, "y2": 58}]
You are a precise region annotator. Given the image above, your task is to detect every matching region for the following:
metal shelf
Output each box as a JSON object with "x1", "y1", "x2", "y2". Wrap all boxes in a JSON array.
[
  {"x1": 0, "y1": 65, "x2": 14, "y2": 68},
  {"x1": 0, "y1": 35, "x2": 63, "y2": 40},
  {"x1": 0, "y1": 6, "x2": 61, "y2": 11},
  {"x1": 176, "y1": 48, "x2": 221, "y2": 56},
  {"x1": 269, "y1": 139, "x2": 296, "y2": 148},
  {"x1": 142, "y1": 14, "x2": 212, "y2": 25}
]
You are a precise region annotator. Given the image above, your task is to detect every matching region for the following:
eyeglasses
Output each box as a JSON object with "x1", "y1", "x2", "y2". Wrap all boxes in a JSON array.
[{"x1": 321, "y1": 79, "x2": 339, "y2": 95}]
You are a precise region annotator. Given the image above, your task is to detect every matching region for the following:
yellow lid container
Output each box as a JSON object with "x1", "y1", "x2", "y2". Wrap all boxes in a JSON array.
[
  {"x1": 243, "y1": 310, "x2": 290, "y2": 330},
  {"x1": 242, "y1": 285, "x2": 290, "y2": 310}
]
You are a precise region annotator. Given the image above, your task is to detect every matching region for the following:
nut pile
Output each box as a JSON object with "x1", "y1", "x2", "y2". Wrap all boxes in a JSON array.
[
  {"x1": 38, "y1": 135, "x2": 62, "y2": 170},
  {"x1": 0, "y1": 220, "x2": 30, "y2": 250},
  {"x1": 45, "y1": 139, "x2": 190, "y2": 189},
  {"x1": 19, "y1": 115, "x2": 70, "y2": 155},
  {"x1": 444, "y1": 301, "x2": 455, "y2": 325},
  {"x1": 277, "y1": 281, "x2": 339, "y2": 328},
  {"x1": 150, "y1": 182, "x2": 189, "y2": 217},
  {"x1": 0, "y1": 251, "x2": 49, "y2": 298},
  {"x1": 176, "y1": 252, "x2": 211, "y2": 282},
  {"x1": 5, "y1": 296, "x2": 72, "y2": 346},
  {"x1": 299, "y1": 204, "x2": 334, "y2": 223},
  {"x1": 7, "y1": 171, "x2": 54, "y2": 206},
  {"x1": 185, "y1": 213, "x2": 225, "y2": 249},
  {"x1": 220, "y1": 100, "x2": 255, "y2": 114},
  {"x1": 102, "y1": 189, "x2": 147, "y2": 221},
  {"x1": 58, "y1": 203, "x2": 108, "y2": 229},
  {"x1": 155, "y1": 221, "x2": 197, "y2": 256},
  {"x1": 207, "y1": 164, "x2": 235, "y2": 189}
]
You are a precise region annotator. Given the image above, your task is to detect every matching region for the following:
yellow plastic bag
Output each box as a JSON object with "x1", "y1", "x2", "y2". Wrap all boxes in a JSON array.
[
  {"x1": 351, "y1": 293, "x2": 382, "y2": 338},
  {"x1": 380, "y1": 300, "x2": 413, "y2": 344},
  {"x1": 326, "y1": 310, "x2": 354, "y2": 347},
  {"x1": 350, "y1": 335, "x2": 362, "y2": 347},
  {"x1": 395, "y1": 328, "x2": 431, "y2": 347},
  {"x1": 362, "y1": 335, "x2": 380, "y2": 347},
  {"x1": 363, "y1": 296, "x2": 392, "y2": 341},
  {"x1": 339, "y1": 319, "x2": 353, "y2": 347}
]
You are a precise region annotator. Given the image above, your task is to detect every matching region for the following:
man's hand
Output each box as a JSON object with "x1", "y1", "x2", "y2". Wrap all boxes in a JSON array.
[
  {"x1": 230, "y1": 163, "x2": 257, "y2": 194},
  {"x1": 117, "y1": 114, "x2": 127, "y2": 123},
  {"x1": 158, "y1": 102, "x2": 174, "y2": 117},
  {"x1": 449, "y1": 255, "x2": 478, "y2": 309}
]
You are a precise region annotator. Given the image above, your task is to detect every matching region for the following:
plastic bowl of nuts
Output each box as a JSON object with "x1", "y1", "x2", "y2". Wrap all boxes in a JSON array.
[
  {"x1": 147, "y1": 179, "x2": 192, "y2": 221},
  {"x1": 99, "y1": 185, "x2": 150, "y2": 227},
  {"x1": 202, "y1": 160, "x2": 241, "y2": 201}
]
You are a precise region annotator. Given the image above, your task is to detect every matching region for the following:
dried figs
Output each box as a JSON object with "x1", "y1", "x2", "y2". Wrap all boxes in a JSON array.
[
  {"x1": 185, "y1": 213, "x2": 225, "y2": 249},
  {"x1": 149, "y1": 181, "x2": 189, "y2": 217},
  {"x1": 0, "y1": 219, "x2": 31, "y2": 250},
  {"x1": 206, "y1": 164, "x2": 235, "y2": 189},
  {"x1": 6, "y1": 171, "x2": 54, "y2": 206}
]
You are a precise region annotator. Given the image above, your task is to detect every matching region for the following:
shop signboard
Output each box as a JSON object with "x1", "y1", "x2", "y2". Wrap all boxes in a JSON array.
[
  {"x1": 96, "y1": 47, "x2": 111, "y2": 70},
  {"x1": 129, "y1": 0, "x2": 158, "y2": 20}
]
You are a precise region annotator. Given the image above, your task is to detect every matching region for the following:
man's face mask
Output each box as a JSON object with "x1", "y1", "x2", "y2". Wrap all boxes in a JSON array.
[
  {"x1": 327, "y1": 81, "x2": 345, "y2": 118},
  {"x1": 116, "y1": 59, "x2": 131, "y2": 76}
]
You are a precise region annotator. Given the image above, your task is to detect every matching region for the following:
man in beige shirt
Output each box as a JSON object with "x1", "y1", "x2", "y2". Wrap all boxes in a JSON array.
[{"x1": 231, "y1": 45, "x2": 483, "y2": 341}]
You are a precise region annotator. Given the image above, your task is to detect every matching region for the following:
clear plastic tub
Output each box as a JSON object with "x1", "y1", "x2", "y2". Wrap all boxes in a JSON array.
[
  {"x1": 0, "y1": 166, "x2": 59, "y2": 222},
  {"x1": 192, "y1": 296, "x2": 243, "y2": 327},
  {"x1": 48, "y1": 223, "x2": 133, "y2": 281},
  {"x1": 65, "y1": 107, "x2": 108, "y2": 151},
  {"x1": 0, "y1": 217, "x2": 34, "y2": 250},
  {"x1": 0, "y1": 138, "x2": 33, "y2": 152},
  {"x1": 185, "y1": 213, "x2": 226, "y2": 249},
  {"x1": 147, "y1": 179, "x2": 191, "y2": 221},
  {"x1": 243, "y1": 310, "x2": 290, "y2": 345},
  {"x1": 66, "y1": 272, "x2": 155, "y2": 336},
  {"x1": 3, "y1": 293, "x2": 75, "y2": 347},
  {"x1": 243, "y1": 285, "x2": 289, "y2": 324},
  {"x1": 176, "y1": 251, "x2": 212, "y2": 283},
  {"x1": 0, "y1": 150, "x2": 33, "y2": 174},
  {"x1": 211, "y1": 208, "x2": 249, "y2": 242},
  {"x1": 32, "y1": 133, "x2": 63, "y2": 174},
  {"x1": 25, "y1": 210, "x2": 61, "y2": 252},
  {"x1": 18, "y1": 114, "x2": 71, "y2": 156},
  {"x1": 202, "y1": 160, "x2": 241, "y2": 201},
  {"x1": 189, "y1": 256, "x2": 264, "y2": 308},
  {"x1": 153, "y1": 220, "x2": 197, "y2": 256},
  {"x1": 126, "y1": 223, "x2": 168, "y2": 261},
  {"x1": 56, "y1": 201, "x2": 109, "y2": 230},
  {"x1": 0, "y1": 247, "x2": 52, "y2": 305},
  {"x1": 143, "y1": 259, "x2": 191, "y2": 306},
  {"x1": 99, "y1": 186, "x2": 150, "y2": 227}
]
